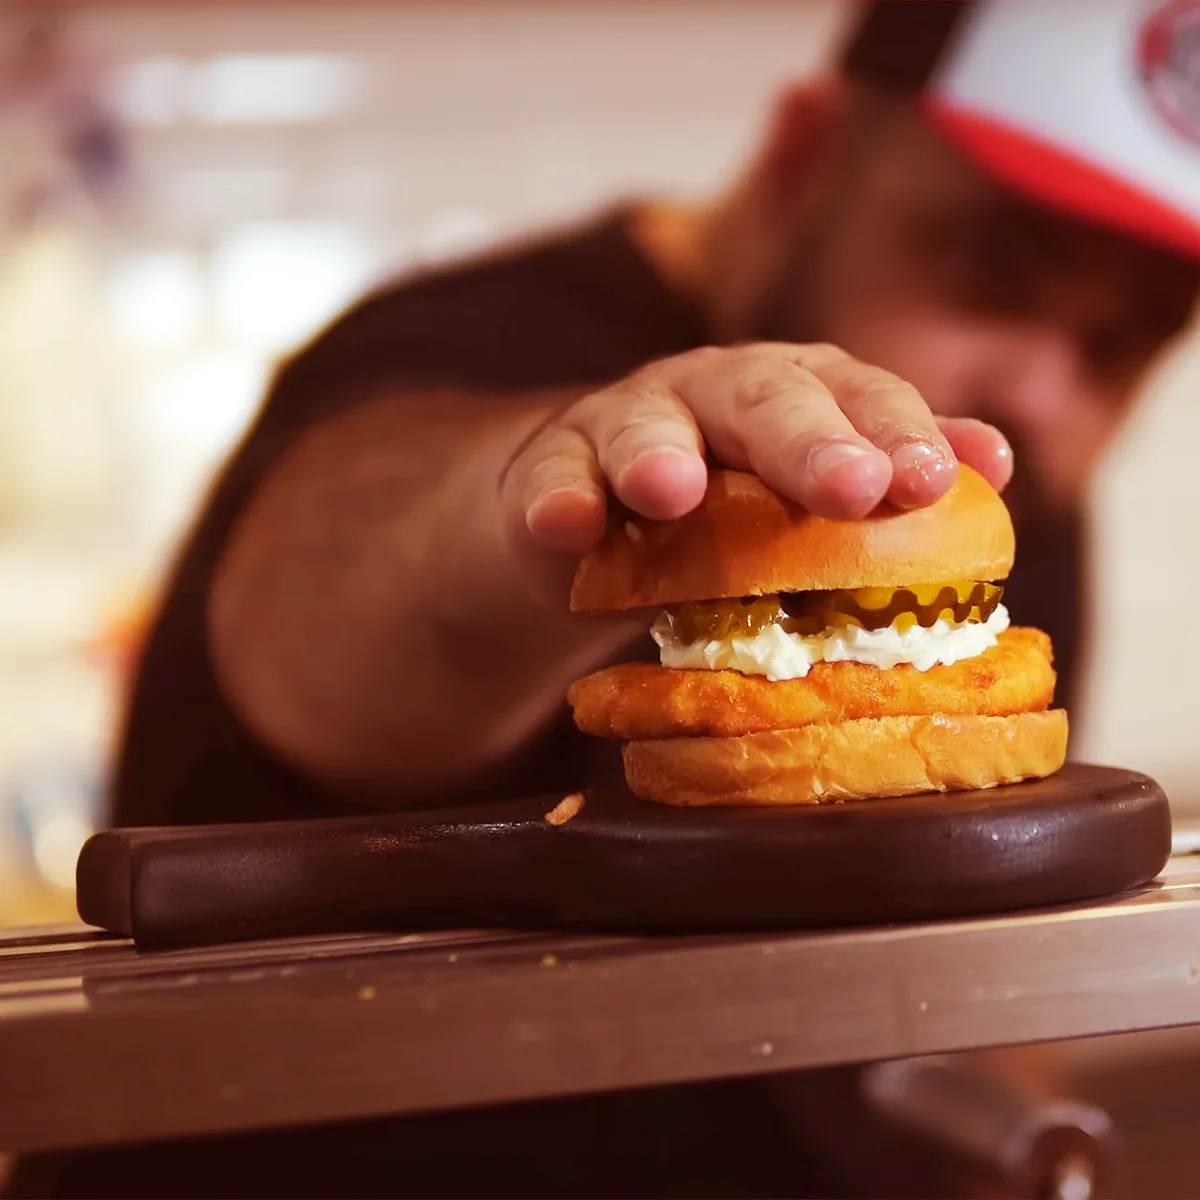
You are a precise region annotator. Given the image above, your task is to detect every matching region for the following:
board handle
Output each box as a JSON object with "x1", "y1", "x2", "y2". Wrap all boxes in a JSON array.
[{"x1": 75, "y1": 796, "x2": 561, "y2": 949}]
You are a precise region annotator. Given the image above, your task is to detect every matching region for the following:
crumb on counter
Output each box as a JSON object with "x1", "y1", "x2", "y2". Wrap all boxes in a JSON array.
[
  {"x1": 540, "y1": 953, "x2": 560, "y2": 968},
  {"x1": 357, "y1": 985, "x2": 377, "y2": 1001},
  {"x1": 545, "y1": 792, "x2": 585, "y2": 825}
]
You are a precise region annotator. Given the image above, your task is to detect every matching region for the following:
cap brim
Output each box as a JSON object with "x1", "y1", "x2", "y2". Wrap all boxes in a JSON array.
[{"x1": 923, "y1": 98, "x2": 1200, "y2": 264}]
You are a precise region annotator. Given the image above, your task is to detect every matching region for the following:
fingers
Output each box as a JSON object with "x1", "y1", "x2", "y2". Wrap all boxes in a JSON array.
[
  {"x1": 678, "y1": 345, "x2": 892, "y2": 519},
  {"x1": 518, "y1": 423, "x2": 607, "y2": 554},
  {"x1": 509, "y1": 344, "x2": 1018, "y2": 566},
  {"x1": 808, "y1": 348, "x2": 958, "y2": 510},
  {"x1": 566, "y1": 381, "x2": 707, "y2": 521},
  {"x1": 938, "y1": 417, "x2": 1014, "y2": 493},
  {"x1": 509, "y1": 381, "x2": 709, "y2": 558}
]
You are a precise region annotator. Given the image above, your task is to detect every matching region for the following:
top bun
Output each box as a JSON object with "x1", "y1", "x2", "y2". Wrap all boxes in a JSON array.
[{"x1": 570, "y1": 465, "x2": 1014, "y2": 613}]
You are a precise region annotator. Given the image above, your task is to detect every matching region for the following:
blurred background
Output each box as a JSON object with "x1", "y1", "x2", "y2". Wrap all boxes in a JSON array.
[{"x1": 0, "y1": 0, "x2": 1197, "y2": 929}]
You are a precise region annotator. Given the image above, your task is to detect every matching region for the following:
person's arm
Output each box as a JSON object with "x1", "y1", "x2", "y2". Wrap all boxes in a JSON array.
[
  {"x1": 209, "y1": 343, "x2": 1013, "y2": 802},
  {"x1": 209, "y1": 386, "x2": 636, "y2": 798}
]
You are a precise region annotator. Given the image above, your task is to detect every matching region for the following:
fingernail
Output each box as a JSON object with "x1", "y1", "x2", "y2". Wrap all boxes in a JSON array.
[
  {"x1": 891, "y1": 440, "x2": 954, "y2": 483},
  {"x1": 526, "y1": 485, "x2": 595, "y2": 530},
  {"x1": 809, "y1": 440, "x2": 877, "y2": 480},
  {"x1": 617, "y1": 444, "x2": 694, "y2": 486}
]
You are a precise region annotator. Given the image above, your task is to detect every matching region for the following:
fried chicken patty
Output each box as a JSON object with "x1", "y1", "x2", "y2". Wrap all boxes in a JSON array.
[{"x1": 568, "y1": 627, "x2": 1054, "y2": 740}]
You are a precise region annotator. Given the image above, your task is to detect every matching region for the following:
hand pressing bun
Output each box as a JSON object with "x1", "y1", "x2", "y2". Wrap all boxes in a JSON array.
[{"x1": 567, "y1": 466, "x2": 1066, "y2": 806}]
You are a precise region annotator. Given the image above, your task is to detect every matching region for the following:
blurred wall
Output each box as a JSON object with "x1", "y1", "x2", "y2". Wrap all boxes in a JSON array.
[
  {"x1": 62, "y1": 0, "x2": 850, "y2": 558},
  {"x1": 1076, "y1": 335, "x2": 1200, "y2": 806}
]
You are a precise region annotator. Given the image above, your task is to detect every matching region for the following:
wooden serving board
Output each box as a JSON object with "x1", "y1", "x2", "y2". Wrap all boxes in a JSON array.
[{"x1": 76, "y1": 763, "x2": 1170, "y2": 949}]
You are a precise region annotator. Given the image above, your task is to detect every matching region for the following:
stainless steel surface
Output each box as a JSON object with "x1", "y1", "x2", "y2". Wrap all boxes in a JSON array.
[
  {"x1": 4, "y1": 863, "x2": 1200, "y2": 1154},
  {"x1": 1169, "y1": 819, "x2": 1200, "y2": 856},
  {"x1": 1050, "y1": 1156, "x2": 1096, "y2": 1200},
  {"x1": 862, "y1": 1056, "x2": 1117, "y2": 1199}
]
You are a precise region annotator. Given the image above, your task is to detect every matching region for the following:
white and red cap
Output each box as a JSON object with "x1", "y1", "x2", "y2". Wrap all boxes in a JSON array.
[{"x1": 920, "y1": 1, "x2": 1200, "y2": 261}]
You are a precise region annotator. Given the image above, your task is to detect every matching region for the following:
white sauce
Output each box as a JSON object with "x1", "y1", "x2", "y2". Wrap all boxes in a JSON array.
[{"x1": 652, "y1": 604, "x2": 1010, "y2": 682}]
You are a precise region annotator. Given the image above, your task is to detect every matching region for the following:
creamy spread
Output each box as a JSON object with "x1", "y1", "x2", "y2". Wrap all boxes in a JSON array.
[{"x1": 652, "y1": 604, "x2": 1010, "y2": 681}]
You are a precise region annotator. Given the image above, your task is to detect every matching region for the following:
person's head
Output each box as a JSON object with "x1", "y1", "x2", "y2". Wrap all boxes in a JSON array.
[{"x1": 705, "y1": 5, "x2": 1200, "y2": 529}]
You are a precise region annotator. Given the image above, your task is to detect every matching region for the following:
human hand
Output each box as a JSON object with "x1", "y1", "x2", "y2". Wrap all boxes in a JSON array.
[{"x1": 502, "y1": 341, "x2": 1012, "y2": 558}]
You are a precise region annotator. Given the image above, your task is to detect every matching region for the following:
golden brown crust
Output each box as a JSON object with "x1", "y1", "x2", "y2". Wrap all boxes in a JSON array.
[
  {"x1": 570, "y1": 465, "x2": 1015, "y2": 612},
  {"x1": 623, "y1": 710, "x2": 1069, "y2": 807},
  {"x1": 568, "y1": 627, "x2": 1055, "y2": 740}
]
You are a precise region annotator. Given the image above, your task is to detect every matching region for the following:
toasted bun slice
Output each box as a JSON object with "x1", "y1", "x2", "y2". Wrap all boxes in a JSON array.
[
  {"x1": 623, "y1": 710, "x2": 1068, "y2": 807},
  {"x1": 571, "y1": 465, "x2": 1014, "y2": 612}
]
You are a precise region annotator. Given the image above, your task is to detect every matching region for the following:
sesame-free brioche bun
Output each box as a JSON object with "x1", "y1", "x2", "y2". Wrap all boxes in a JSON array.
[
  {"x1": 570, "y1": 465, "x2": 1014, "y2": 613},
  {"x1": 623, "y1": 710, "x2": 1068, "y2": 807}
]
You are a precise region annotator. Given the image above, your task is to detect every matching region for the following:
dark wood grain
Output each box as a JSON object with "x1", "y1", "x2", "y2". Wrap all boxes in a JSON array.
[{"x1": 75, "y1": 763, "x2": 1171, "y2": 949}]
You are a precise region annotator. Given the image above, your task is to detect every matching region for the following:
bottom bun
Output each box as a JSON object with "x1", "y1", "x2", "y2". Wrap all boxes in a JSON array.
[{"x1": 623, "y1": 710, "x2": 1069, "y2": 807}]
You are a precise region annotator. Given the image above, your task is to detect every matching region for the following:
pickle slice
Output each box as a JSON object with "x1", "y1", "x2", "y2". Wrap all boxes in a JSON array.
[
  {"x1": 783, "y1": 580, "x2": 1003, "y2": 633},
  {"x1": 661, "y1": 595, "x2": 786, "y2": 644},
  {"x1": 662, "y1": 580, "x2": 1003, "y2": 642}
]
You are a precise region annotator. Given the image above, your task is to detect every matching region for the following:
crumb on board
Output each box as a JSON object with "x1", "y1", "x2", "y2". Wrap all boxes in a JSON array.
[
  {"x1": 545, "y1": 792, "x2": 585, "y2": 826},
  {"x1": 540, "y1": 953, "x2": 560, "y2": 968},
  {"x1": 357, "y1": 985, "x2": 377, "y2": 1001}
]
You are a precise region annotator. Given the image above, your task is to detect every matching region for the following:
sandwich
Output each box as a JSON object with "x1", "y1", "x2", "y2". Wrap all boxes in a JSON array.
[{"x1": 567, "y1": 466, "x2": 1067, "y2": 806}]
